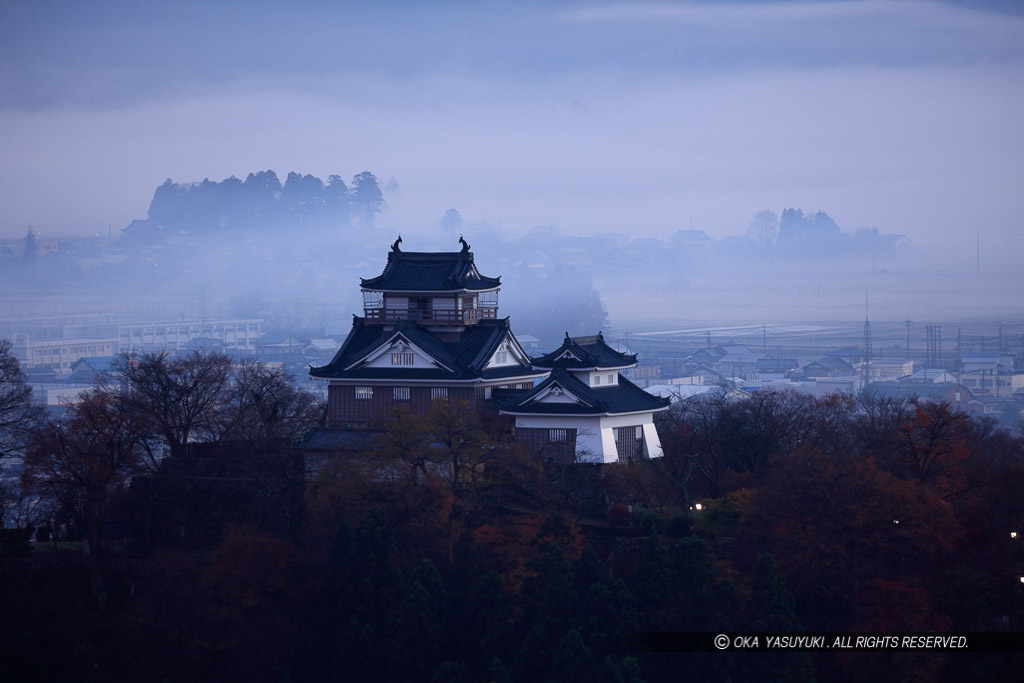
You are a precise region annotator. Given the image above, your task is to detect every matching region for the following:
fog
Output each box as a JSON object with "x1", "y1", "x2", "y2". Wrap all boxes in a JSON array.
[{"x1": 1, "y1": 0, "x2": 1023, "y2": 335}]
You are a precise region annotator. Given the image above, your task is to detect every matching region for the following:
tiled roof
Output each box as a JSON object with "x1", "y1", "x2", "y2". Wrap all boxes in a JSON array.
[
  {"x1": 309, "y1": 317, "x2": 540, "y2": 382},
  {"x1": 865, "y1": 382, "x2": 972, "y2": 402},
  {"x1": 807, "y1": 356, "x2": 853, "y2": 370},
  {"x1": 755, "y1": 358, "x2": 798, "y2": 371},
  {"x1": 532, "y1": 332, "x2": 637, "y2": 369},
  {"x1": 70, "y1": 355, "x2": 119, "y2": 372},
  {"x1": 360, "y1": 238, "x2": 501, "y2": 292},
  {"x1": 499, "y1": 368, "x2": 669, "y2": 416}
]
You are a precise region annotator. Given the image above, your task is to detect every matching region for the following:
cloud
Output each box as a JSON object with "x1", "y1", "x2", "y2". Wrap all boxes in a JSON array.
[{"x1": 0, "y1": 1, "x2": 1022, "y2": 247}]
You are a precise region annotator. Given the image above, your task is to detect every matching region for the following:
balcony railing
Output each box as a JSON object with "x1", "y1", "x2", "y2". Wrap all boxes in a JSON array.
[{"x1": 363, "y1": 307, "x2": 498, "y2": 325}]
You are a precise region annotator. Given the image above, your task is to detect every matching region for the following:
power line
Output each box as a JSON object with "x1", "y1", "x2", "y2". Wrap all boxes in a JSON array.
[{"x1": 0, "y1": 220, "x2": 115, "y2": 230}]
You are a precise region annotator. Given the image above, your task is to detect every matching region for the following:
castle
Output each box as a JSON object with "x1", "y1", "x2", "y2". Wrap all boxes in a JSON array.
[{"x1": 310, "y1": 237, "x2": 668, "y2": 463}]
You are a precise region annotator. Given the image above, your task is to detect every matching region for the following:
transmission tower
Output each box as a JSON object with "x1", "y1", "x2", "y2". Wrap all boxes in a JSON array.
[
  {"x1": 926, "y1": 324, "x2": 942, "y2": 368},
  {"x1": 904, "y1": 318, "x2": 914, "y2": 361},
  {"x1": 862, "y1": 301, "x2": 873, "y2": 386}
]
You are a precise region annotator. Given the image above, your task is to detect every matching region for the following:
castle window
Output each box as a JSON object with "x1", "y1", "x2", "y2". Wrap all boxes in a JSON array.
[
  {"x1": 393, "y1": 386, "x2": 410, "y2": 401},
  {"x1": 355, "y1": 386, "x2": 373, "y2": 400},
  {"x1": 392, "y1": 352, "x2": 415, "y2": 365},
  {"x1": 431, "y1": 387, "x2": 448, "y2": 400},
  {"x1": 549, "y1": 429, "x2": 568, "y2": 442},
  {"x1": 493, "y1": 341, "x2": 509, "y2": 365},
  {"x1": 594, "y1": 375, "x2": 601, "y2": 385}
]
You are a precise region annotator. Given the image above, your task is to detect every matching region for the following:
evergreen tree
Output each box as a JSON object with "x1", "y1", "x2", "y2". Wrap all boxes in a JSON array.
[
  {"x1": 318, "y1": 507, "x2": 403, "y2": 680},
  {"x1": 22, "y1": 227, "x2": 36, "y2": 263},
  {"x1": 629, "y1": 529, "x2": 677, "y2": 629},
  {"x1": 746, "y1": 553, "x2": 801, "y2": 631},
  {"x1": 282, "y1": 172, "x2": 326, "y2": 227},
  {"x1": 394, "y1": 559, "x2": 446, "y2": 679},
  {"x1": 243, "y1": 170, "x2": 283, "y2": 229},
  {"x1": 484, "y1": 658, "x2": 511, "y2": 683},
  {"x1": 514, "y1": 543, "x2": 579, "y2": 681},
  {"x1": 742, "y1": 553, "x2": 816, "y2": 682},
  {"x1": 579, "y1": 577, "x2": 638, "y2": 658},
  {"x1": 548, "y1": 629, "x2": 601, "y2": 683},
  {"x1": 351, "y1": 171, "x2": 385, "y2": 228},
  {"x1": 459, "y1": 570, "x2": 512, "y2": 672},
  {"x1": 672, "y1": 536, "x2": 737, "y2": 630},
  {"x1": 325, "y1": 174, "x2": 352, "y2": 228}
]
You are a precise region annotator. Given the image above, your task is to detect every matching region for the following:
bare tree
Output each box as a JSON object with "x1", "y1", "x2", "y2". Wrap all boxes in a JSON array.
[
  {"x1": 1, "y1": 339, "x2": 44, "y2": 530},
  {"x1": 23, "y1": 390, "x2": 152, "y2": 600},
  {"x1": 212, "y1": 358, "x2": 324, "y2": 442},
  {"x1": 111, "y1": 349, "x2": 232, "y2": 455},
  {"x1": 1, "y1": 339, "x2": 42, "y2": 462},
  {"x1": 747, "y1": 209, "x2": 779, "y2": 252}
]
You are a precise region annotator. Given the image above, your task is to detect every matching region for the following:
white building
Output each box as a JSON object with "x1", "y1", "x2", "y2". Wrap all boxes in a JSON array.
[{"x1": 499, "y1": 333, "x2": 670, "y2": 464}]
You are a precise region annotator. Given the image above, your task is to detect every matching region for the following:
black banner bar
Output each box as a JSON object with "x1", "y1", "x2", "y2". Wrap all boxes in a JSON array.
[{"x1": 629, "y1": 632, "x2": 1024, "y2": 653}]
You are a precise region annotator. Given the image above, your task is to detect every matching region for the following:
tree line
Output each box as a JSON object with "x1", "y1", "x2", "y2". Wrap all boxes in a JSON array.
[
  {"x1": 141, "y1": 169, "x2": 386, "y2": 240},
  {"x1": 746, "y1": 208, "x2": 904, "y2": 259}
]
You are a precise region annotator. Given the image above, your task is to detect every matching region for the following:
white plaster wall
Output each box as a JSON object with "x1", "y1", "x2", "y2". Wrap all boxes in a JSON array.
[
  {"x1": 642, "y1": 422, "x2": 664, "y2": 459},
  {"x1": 513, "y1": 413, "x2": 662, "y2": 464},
  {"x1": 514, "y1": 415, "x2": 609, "y2": 462},
  {"x1": 598, "y1": 428, "x2": 618, "y2": 464}
]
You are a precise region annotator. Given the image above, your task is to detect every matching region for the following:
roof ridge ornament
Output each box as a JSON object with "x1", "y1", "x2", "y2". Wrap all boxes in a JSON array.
[
  {"x1": 391, "y1": 235, "x2": 402, "y2": 252},
  {"x1": 459, "y1": 235, "x2": 470, "y2": 252}
]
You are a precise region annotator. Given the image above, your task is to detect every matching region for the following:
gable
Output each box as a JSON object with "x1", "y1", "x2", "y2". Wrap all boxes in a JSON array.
[
  {"x1": 484, "y1": 333, "x2": 532, "y2": 370},
  {"x1": 530, "y1": 383, "x2": 589, "y2": 405},
  {"x1": 349, "y1": 334, "x2": 452, "y2": 371}
]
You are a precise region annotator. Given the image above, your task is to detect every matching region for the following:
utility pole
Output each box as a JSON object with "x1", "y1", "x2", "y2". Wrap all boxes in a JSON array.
[{"x1": 862, "y1": 292, "x2": 872, "y2": 387}]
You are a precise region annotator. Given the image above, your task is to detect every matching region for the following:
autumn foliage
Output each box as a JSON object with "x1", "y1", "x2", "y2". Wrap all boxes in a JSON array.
[{"x1": 5, "y1": 382, "x2": 1024, "y2": 682}]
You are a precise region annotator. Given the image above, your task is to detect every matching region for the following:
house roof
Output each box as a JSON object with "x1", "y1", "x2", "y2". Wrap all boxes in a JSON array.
[
  {"x1": 255, "y1": 332, "x2": 311, "y2": 347},
  {"x1": 359, "y1": 237, "x2": 501, "y2": 292},
  {"x1": 717, "y1": 344, "x2": 760, "y2": 364},
  {"x1": 532, "y1": 332, "x2": 637, "y2": 370},
  {"x1": 498, "y1": 368, "x2": 669, "y2": 416},
  {"x1": 644, "y1": 384, "x2": 714, "y2": 400},
  {"x1": 804, "y1": 356, "x2": 853, "y2": 371},
  {"x1": 865, "y1": 382, "x2": 973, "y2": 402},
  {"x1": 680, "y1": 364, "x2": 722, "y2": 378},
  {"x1": 755, "y1": 358, "x2": 798, "y2": 372},
  {"x1": 69, "y1": 355, "x2": 119, "y2": 373},
  {"x1": 305, "y1": 339, "x2": 340, "y2": 352},
  {"x1": 902, "y1": 368, "x2": 953, "y2": 382},
  {"x1": 826, "y1": 346, "x2": 864, "y2": 360},
  {"x1": 309, "y1": 316, "x2": 540, "y2": 382}
]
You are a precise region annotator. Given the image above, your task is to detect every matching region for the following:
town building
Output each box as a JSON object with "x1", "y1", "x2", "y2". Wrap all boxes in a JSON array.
[{"x1": 957, "y1": 352, "x2": 1017, "y2": 397}]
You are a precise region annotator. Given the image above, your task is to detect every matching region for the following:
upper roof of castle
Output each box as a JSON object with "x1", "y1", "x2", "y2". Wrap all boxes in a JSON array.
[{"x1": 359, "y1": 236, "x2": 501, "y2": 293}]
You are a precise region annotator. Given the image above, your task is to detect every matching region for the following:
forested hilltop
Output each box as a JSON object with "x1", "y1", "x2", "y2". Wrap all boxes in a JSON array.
[{"x1": 126, "y1": 170, "x2": 386, "y2": 242}]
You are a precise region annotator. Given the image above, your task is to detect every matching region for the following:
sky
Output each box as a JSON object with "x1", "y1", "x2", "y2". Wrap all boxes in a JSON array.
[{"x1": 1, "y1": 0, "x2": 1023, "y2": 248}]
